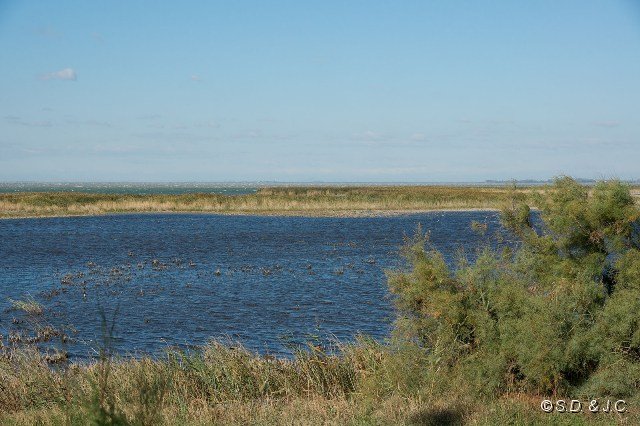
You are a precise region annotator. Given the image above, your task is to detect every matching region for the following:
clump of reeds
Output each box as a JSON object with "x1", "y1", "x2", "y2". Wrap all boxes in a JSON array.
[
  {"x1": 1, "y1": 339, "x2": 630, "y2": 425},
  {"x1": 8, "y1": 296, "x2": 44, "y2": 315},
  {"x1": 0, "y1": 339, "x2": 369, "y2": 424}
]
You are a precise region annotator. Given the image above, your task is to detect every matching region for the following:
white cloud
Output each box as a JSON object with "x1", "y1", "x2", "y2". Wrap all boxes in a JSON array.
[
  {"x1": 65, "y1": 119, "x2": 113, "y2": 127},
  {"x1": 40, "y1": 68, "x2": 77, "y2": 81},
  {"x1": 4, "y1": 116, "x2": 53, "y2": 127},
  {"x1": 20, "y1": 120, "x2": 53, "y2": 128},
  {"x1": 352, "y1": 130, "x2": 386, "y2": 142},
  {"x1": 592, "y1": 121, "x2": 620, "y2": 128},
  {"x1": 409, "y1": 132, "x2": 427, "y2": 142},
  {"x1": 136, "y1": 114, "x2": 162, "y2": 120},
  {"x1": 194, "y1": 120, "x2": 219, "y2": 129},
  {"x1": 190, "y1": 74, "x2": 202, "y2": 82}
]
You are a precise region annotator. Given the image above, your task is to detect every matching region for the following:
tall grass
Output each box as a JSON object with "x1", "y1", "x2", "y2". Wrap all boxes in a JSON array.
[
  {"x1": 0, "y1": 341, "x2": 365, "y2": 424},
  {"x1": 0, "y1": 341, "x2": 632, "y2": 425},
  {"x1": 0, "y1": 186, "x2": 540, "y2": 218}
]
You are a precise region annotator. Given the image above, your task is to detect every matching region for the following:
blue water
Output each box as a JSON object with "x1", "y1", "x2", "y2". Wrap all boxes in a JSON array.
[{"x1": 0, "y1": 212, "x2": 508, "y2": 359}]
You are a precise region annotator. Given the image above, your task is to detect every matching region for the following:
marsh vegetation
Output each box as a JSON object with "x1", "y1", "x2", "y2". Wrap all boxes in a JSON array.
[
  {"x1": 2, "y1": 184, "x2": 637, "y2": 219},
  {"x1": 0, "y1": 185, "x2": 542, "y2": 218},
  {"x1": 1, "y1": 178, "x2": 639, "y2": 424}
]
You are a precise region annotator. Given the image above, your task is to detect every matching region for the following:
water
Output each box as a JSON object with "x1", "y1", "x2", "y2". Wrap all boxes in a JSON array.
[{"x1": 0, "y1": 212, "x2": 509, "y2": 359}]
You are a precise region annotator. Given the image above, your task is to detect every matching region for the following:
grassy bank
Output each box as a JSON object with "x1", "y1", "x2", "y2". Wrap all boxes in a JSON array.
[
  {"x1": 1, "y1": 342, "x2": 630, "y2": 425},
  {"x1": 0, "y1": 186, "x2": 533, "y2": 218}
]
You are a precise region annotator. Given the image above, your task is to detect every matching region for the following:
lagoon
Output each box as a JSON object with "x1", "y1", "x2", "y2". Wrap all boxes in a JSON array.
[{"x1": 0, "y1": 211, "x2": 508, "y2": 359}]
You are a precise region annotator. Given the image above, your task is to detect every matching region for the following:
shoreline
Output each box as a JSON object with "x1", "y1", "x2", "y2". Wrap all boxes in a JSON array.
[{"x1": 4, "y1": 184, "x2": 606, "y2": 220}]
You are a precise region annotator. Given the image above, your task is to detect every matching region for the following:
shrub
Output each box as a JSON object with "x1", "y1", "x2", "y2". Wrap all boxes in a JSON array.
[{"x1": 387, "y1": 177, "x2": 640, "y2": 398}]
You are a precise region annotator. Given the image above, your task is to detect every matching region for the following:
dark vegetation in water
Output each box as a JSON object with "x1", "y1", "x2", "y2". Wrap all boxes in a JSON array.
[{"x1": 1, "y1": 177, "x2": 639, "y2": 424}]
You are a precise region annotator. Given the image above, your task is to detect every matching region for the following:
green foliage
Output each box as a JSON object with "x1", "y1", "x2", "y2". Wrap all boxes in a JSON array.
[{"x1": 387, "y1": 177, "x2": 640, "y2": 399}]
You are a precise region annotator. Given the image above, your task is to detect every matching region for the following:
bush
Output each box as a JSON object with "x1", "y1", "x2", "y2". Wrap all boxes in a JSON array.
[{"x1": 387, "y1": 177, "x2": 640, "y2": 398}]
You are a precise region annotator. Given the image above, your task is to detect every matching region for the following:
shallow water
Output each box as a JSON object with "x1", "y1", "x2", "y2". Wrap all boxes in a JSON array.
[{"x1": 0, "y1": 212, "x2": 509, "y2": 359}]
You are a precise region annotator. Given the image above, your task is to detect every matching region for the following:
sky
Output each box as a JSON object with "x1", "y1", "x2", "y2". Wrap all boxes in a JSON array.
[{"x1": 0, "y1": 1, "x2": 639, "y2": 182}]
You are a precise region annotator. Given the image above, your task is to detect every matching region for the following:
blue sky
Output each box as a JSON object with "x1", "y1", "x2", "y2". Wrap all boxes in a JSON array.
[{"x1": 0, "y1": 1, "x2": 638, "y2": 182}]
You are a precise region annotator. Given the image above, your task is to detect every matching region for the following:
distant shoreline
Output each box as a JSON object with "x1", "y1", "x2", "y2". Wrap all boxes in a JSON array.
[
  {"x1": 1, "y1": 185, "x2": 636, "y2": 220},
  {"x1": 0, "y1": 185, "x2": 521, "y2": 219}
]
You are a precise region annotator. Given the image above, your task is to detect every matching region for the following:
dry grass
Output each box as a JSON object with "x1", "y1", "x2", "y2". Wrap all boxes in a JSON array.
[
  {"x1": 3, "y1": 185, "x2": 637, "y2": 219},
  {"x1": 0, "y1": 342, "x2": 636, "y2": 425},
  {"x1": 0, "y1": 186, "x2": 533, "y2": 219},
  {"x1": 8, "y1": 296, "x2": 44, "y2": 315},
  {"x1": 0, "y1": 341, "x2": 362, "y2": 424}
]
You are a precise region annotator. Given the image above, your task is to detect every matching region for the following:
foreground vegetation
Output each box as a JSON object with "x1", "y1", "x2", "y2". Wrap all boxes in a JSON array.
[
  {"x1": 2, "y1": 177, "x2": 640, "y2": 424},
  {"x1": 0, "y1": 185, "x2": 540, "y2": 218},
  {"x1": 1, "y1": 341, "x2": 629, "y2": 425}
]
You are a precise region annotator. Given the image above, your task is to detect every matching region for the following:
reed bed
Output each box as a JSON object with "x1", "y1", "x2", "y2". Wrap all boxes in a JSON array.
[
  {"x1": 0, "y1": 342, "x2": 631, "y2": 425},
  {"x1": 0, "y1": 341, "x2": 367, "y2": 424},
  {"x1": 0, "y1": 186, "x2": 535, "y2": 218},
  {"x1": 2, "y1": 185, "x2": 638, "y2": 219}
]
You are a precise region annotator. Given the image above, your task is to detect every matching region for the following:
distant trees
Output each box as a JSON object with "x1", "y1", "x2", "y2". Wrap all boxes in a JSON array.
[{"x1": 388, "y1": 177, "x2": 640, "y2": 397}]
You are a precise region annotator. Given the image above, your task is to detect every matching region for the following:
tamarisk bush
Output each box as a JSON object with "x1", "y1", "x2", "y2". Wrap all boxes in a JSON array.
[{"x1": 388, "y1": 177, "x2": 640, "y2": 397}]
